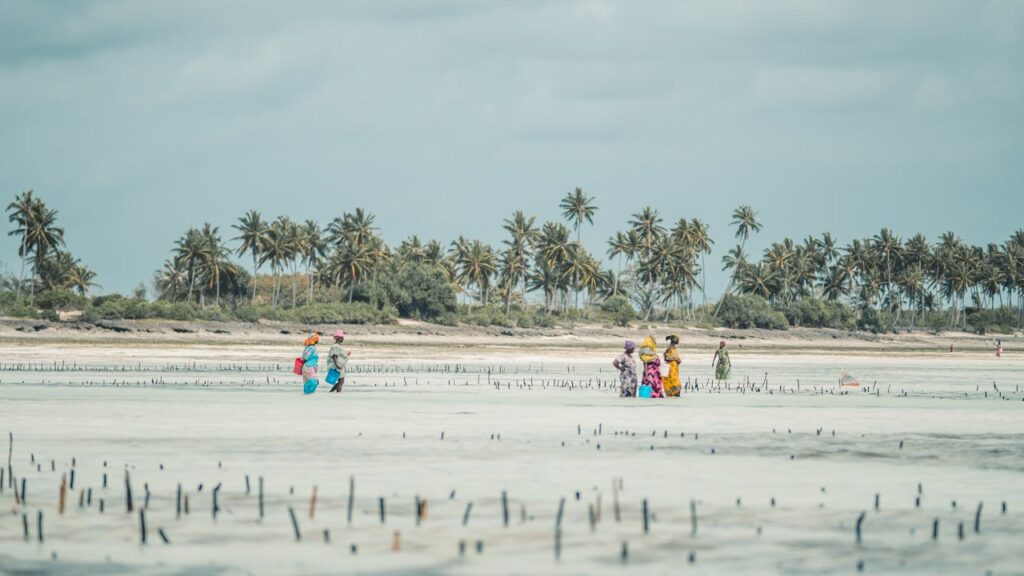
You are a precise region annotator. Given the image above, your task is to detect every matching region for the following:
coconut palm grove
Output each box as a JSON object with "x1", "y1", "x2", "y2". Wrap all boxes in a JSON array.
[{"x1": 4, "y1": 189, "x2": 1022, "y2": 333}]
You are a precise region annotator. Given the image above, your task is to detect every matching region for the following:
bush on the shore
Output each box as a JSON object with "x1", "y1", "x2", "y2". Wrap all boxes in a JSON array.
[
  {"x1": 779, "y1": 298, "x2": 855, "y2": 330},
  {"x1": 717, "y1": 294, "x2": 789, "y2": 330},
  {"x1": 965, "y1": 307, "x2": 1018, "y2": 334},
  {"x1": 287, "y1": 302, "x2": 396, "y2": 325},
  {"x1": 392, "y1": 264, "x2": 457, "y2": 320},
  {"x1": 601, "y1": 294, "x2": 635, "y2": 327},
  {"x1": 35, "y1": 289, "x2": 88, "y2": 311}
]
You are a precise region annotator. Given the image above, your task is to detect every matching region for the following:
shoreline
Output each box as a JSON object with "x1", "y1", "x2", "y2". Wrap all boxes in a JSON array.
[{"x1": 2, "y1": 317, "x2": 1015, "y2": 354}]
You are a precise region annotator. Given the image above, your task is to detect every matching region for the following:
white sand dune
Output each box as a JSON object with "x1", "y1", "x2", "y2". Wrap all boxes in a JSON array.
[{"x1": 1, "y1": 338, "x2": 1021, "y2": 575}]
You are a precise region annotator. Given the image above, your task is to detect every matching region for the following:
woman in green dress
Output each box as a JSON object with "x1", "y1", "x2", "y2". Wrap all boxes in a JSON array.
[{"x1": 712, "y1": 340, "x2": 731, "y2": 381}]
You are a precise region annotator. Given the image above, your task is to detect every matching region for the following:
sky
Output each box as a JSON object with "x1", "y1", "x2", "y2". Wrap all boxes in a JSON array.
[{"x1": 1, "y1": 0, "x2": 1022, "y2": 296}]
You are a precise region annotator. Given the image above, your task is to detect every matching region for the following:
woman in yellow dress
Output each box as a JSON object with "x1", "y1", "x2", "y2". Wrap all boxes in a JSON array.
[{"x1": 663, "y1": 334, "x2": 682, "y2": 397}]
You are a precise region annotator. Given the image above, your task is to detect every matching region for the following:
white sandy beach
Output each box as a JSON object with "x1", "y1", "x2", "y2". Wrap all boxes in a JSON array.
[{"x1": 1, "y1": 332, "x2": 1022, "y2": 575}]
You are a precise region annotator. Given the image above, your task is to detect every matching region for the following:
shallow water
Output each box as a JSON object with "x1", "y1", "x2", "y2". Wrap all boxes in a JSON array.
[{"x1": 0, "y1": 343, "x2": 1022, "y2": 575}]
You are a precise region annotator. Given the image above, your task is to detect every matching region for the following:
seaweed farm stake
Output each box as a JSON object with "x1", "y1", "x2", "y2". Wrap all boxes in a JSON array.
[
  {"x1": 379, "y1": 497, "x2": 386, "y2": 524},
  {"x1": 974, "y1": 502, "x2": 983, "y2": 533},
  {"x1": 258, "y1": 477, "x2": 264, "y2": 520},
  {"x1": 140, "y1": 509, "x2": 147, "y2": 545},
  {"x1": 642, "y1": 499, "x2": 650, "y2": 534},
  {"x1": 347, "y1": 476, "x2": 355, "y2": 525},
  {"x1": 125, "y1": 471, "x2": 134, "y2": 513},
  {"x1": 309, "y1": 485, "x2": 317, "y2": 519},
  {"x1": 502, "y1": 491, "x2": 509, "y2": 527},
  {"x1": 59, "y1": 474, "x2": 67, "y2": 514},
  {"x1": 288, "y1": 507, "x2": 301, "y2": 541},
  {"x1": 855, "y1": 512, "x2": 865, "y2": 543}
]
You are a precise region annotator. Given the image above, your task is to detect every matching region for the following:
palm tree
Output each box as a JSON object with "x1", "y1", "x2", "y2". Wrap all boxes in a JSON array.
[
  {"x1": 174, "y1": 228, "x2": 205, "y2": 305},
  {"x1": 453, "y1": 239, "x2": 497, "y2": 306},
  {"x1": 65, "y1": 261, "x2": 98, "y2": 297},
  {"x1": 559, "y1": 187, "x2": 598, "y2": 245},
  {"x1": 5, "y1": 190, "x2": 35, "y2": 300},
  {"x1": 23, "y1": 201, "x2": 65, "y2": 302},
  {"x1": 232, "y1": 210, "x2": 267, "y2": 305},
  {"x1": 156, "y1": 259, "x2": 188, "y2": 301},
  {"x1": 197, "y1": 224, "x2": 231, "y2": 306},
  {"x1": 688, "y1": 219, "x2": 713, "y2": 307},
  {"x1": 606, "y1": 231, "x2": 635, "y2": 297},
  {"x1": 715, "y1": 205, "x2": 761, "y2": 316},
  {"x1": 732, "y1": 205, "x2": 763, "y2": 249},
  {"x1": 300, "y1": 220, "x2": 325, "y2": 304},
  {"x1": 502, "y1": 210, "x2": 538, "y2": 309}
]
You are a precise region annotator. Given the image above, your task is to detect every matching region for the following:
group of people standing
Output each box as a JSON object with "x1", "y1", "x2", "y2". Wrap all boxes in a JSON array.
[
  {"x1": 613, "y1": 336, "x2": 731, "y2": 398},
  {"x1": 298, "y1": 329, "x2": 350, "y2": 394}
]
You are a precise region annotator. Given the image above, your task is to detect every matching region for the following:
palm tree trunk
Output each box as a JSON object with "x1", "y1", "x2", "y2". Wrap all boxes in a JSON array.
[
  {"x1": 251, "y1": 255, "x2": 259, "y2": 305},
  {"x1": 291, "y1": 263, "x2": 297, "y2": 307},
  {"x1": 16, "y1": 236, "x2": 27, "y2": 300}
]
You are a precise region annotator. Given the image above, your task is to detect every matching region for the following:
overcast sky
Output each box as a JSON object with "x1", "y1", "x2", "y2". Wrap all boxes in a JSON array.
[{"x1": 1, "y1": 0, "x2": 1022, "y2": 295}]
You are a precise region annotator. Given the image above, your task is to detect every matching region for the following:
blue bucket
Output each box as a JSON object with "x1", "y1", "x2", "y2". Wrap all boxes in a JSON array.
[
  {"x1": 637, "y1": 385, "x2": 652, "y2": 398},
  {"x1": 325, "y1": 368, "x2": 341, "y2": 385}
]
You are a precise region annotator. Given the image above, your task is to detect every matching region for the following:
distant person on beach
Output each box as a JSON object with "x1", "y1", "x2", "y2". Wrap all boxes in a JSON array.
[
  {"x1": 613, "y1": 340, "x2": 638, "y2": 397},
  {"x1": 996, "y1": 339, "x2": 1003, "y2": 358},
  {"x1": 327, "y1": 330, "x2": 350, "y2": 393},
  {"x1": 639, "y1": 336, "x2": 664, "y2": 398},
  {"x1": 663, "y1": 335, "x2": 682, "y2": 397},
  {"x1": 713, "y1": 340, "x2": 731, "y2": 381},
  {"x1": 300, "y1": 333, "x2": 320, "y2": 394}
]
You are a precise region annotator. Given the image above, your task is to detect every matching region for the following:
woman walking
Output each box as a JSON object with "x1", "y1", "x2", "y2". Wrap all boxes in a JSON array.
[
  {"x1": 327, "y1": 330, "x2": 350, "y2": 393},
  {"x1": 712, "y1": 340, "x2": 731, "y2": 382},
  {"x1": 663, "y1": 335, "x2": 682, "y2": 397},
  {"x1": 613, "y1": 340, "x2": 638, "y2": 397},
  {"x1": 300, "y1": 333, "x2": 320, "y2": 394},
  {"x1": 639, "y1": 336, "x2": 664, "y2": 398}
]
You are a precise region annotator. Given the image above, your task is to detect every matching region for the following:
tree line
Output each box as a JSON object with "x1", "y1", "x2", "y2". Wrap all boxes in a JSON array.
[
  {"x1": 4, "y1": 191, "x2": 97, "y2": 301},
  {"x1": 6, "y1": 189, "x2": 1024, "y2": 330}
]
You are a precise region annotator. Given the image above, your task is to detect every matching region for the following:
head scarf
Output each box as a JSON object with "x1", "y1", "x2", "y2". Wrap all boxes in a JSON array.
[
  {"x1": 304, "y1": 333, "x2": 320, "y2": 347},
  {"x1": 639, "y1": 336, "x2": 658, "y2": 363},
  {"x1": 624, "y1": 340, "x2": 636, "y2": 353},
  {"x1": 666, "y1": 334, "x2": 679, "y2": 345},
  {"x1": 719, "y1": 339, "x2": 726, "y2": 348}
]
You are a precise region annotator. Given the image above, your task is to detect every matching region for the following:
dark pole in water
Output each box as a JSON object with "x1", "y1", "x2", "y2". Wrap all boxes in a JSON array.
[
  {"x1": 974, "y1": 502, "x2": 983, "y2": 533},
  {"x1": 690, "y1": 499, "x2": 698, "y2": 536},
  {"x1": 855, "y1": 512, "x2": 865, "y2": 543},
  {"x1": 347, "y1": 476, "x2": 354, "y2": 525},
  {"x1": 288, "y1": 507, "x2": 301, "y2": 541},
  {"x1": 258, "y1": 477, "x2": 264, "y2": 520},
  {"x1": 125, "y1": 471, "x2": 134, "y2": 513},
  {"x1": 139, "y1": 509, "x2": 147, "y2": 544},
  {"x1": 642, "y1": 499, "x2": 650, "y2": 534},
  {"x1": 37, "y1": 510, "x2": 43, "y2": 543},
  {"x1": 502, "y1": 491, "x2": 509, "y2": 527},
  {"x1": 463, "y1": 502, "x2": 473, "y2": 526}
]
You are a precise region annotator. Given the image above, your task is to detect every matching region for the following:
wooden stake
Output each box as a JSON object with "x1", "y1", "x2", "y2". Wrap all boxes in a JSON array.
[
  {"x1": 59, "y1": 474, "x2": 67, "y2": 515},
  {"x1": 288, "y1": 507, "x2": 301, "y2": 541},
  {"x1": 309, "y1": 485, "x2": 318, "y2": 519}
]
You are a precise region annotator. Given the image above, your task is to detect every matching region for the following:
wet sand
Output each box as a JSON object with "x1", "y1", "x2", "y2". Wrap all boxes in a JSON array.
[{"x1": 0, "y1": 333, "x2": 1021, "y2": 575}]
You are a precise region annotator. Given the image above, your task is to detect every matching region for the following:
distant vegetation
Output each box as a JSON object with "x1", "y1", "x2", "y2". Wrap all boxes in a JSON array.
[{"x1": 4, "y1": 189, "x2": 1024, "y2": 334}]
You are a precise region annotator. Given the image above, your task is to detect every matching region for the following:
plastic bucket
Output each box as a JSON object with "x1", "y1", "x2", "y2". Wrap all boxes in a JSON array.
[
  {"x1": 637, "y1": 385, "x2": 652, "y2": 398},
  {"x1": 293, "y1": 358, "x2": 305, "y2": 376},
  {"x1": 325, "y1": 368, "x2": 341, "y2": 385}
]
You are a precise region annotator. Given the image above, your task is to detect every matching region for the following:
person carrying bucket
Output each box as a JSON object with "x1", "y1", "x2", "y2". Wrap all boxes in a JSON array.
[
  {"x1": 327, "y1": 329, "x2": 350, "y2": 393},
  {"x1": 298, "y1": 333, "x2": 320, "y2": 394}
]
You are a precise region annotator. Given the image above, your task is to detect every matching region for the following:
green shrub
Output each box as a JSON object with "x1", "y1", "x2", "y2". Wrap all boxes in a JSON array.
[
  {"x1": 286, "y1": 303, "x2": 395, "y2": 325},
  {"x1": 395, "y1": 264, "x2": 457, "y2": 320},
  {"x1": 600, "y1": 295, "x2": 635, "y2": 327},
  {"x1": 857, "y1": 307, "x2": 895, "y2": 333},
  {"x1": 779, "y1": 298, "x2": 855, "y2": 329},
  {"x1": 966, "y1": 307, "x2": 1018, "y2": 334},
  {"x1": 35, "y1": 289, "x2": 87, "y2": 311},
  {"x1": 716, "y1": 294, "x2": 789, "y2": 330}
]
